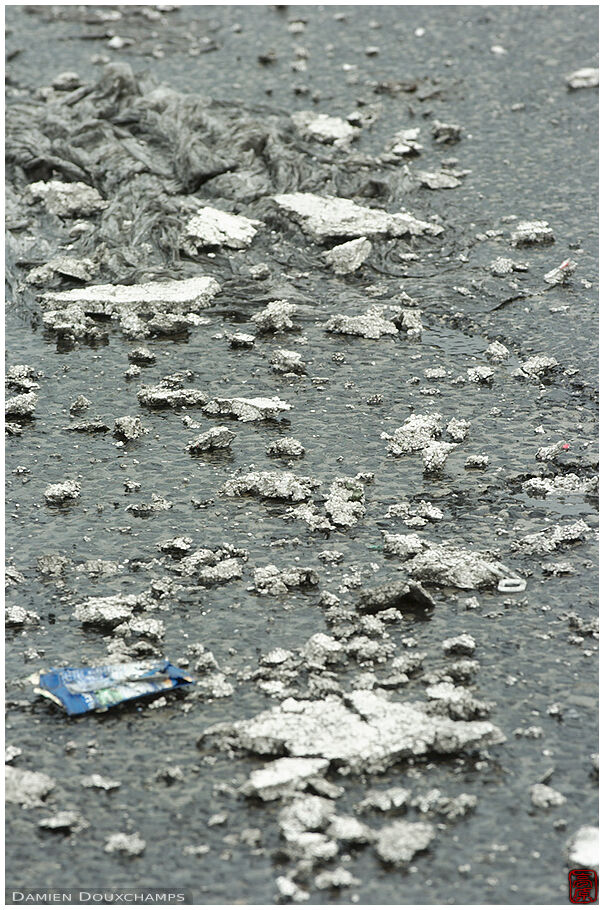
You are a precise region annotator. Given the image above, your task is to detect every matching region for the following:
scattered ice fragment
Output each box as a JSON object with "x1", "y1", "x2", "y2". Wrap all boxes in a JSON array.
[
  {"x1": 105, "y1": 832, "x2": 146, "y2": 855},
  {"x1": 113, "y1": 416, "x2": 148, "y2": 441},
  {"x1": 39, "y1": 811, "x2": 88, "y2": 833},
  {"x1": 314, "y1": 868, "x2": 360, "y2": 889},
  {"x1": 6, "y1": 766, "x2": 55, "y2": 807},
  {"x1": 27, "y1": 179, "x2": 107, "y2": 217},
  {"x1": 485, "y1": 341, "x2": 509, "y2": 363},
  {"x1": 423, "y1": 441, "x2": 456, "y2": 473},
  {"x1": 270, "y1": 349, "x2": 307, "y2": 374},
  {"x1": 382, "y1": 413, "x2": 442, "y2": 455},
  {"x1": 267, "y1": 437, "x2": 305, "y2": 457},
  {"x1": 324, "y1": 476, "x2": 367, "y2": 528},
  {"x1": 251, "y1": 300, "x2": 298, "y2": 332},
  {"x1": 358, "y1": 787, "x2": 410, "y2": 812},
  {"x1": 323, "y1": 237, "x2": 372, "y2": 274},
  {"x1": 522, "y1": 474, "x2": 597, "y2": 497},
  {"x1": 517, "y1": 355, "x2": 558, "y2": 378},
  {"x1": 6, "y1": 392, "x2": 37, "y2": 418},
  {"x1": 26, "y1": 256, "x2": 96, "y2": 286},
  {"x1": 253, "y1": 565, "x2": 319, "y2": 595},
  {"x1": 44, "y1": 480, "x2": 81, "y2": 505},
  {"x1": 431, "y1": 120, "x2": 462, "y2": 144},
  {"x1": 6, "y1": 605, "x2": 40, "y2": 627},
  {"x1": 5, "y1": 746, "x2": 22, "y2": 763},
  {"x1": 446, "y1": 417, "x2": 470, "y2": 441},
  {"x1": 415, "y1": 169, "x2": 461, "y2": 189},
  {"x1": 404, "y1": 544, "x2": 510, "y2": 590},
  {"x1": 566, "y1": 67, "x2": 599, "y2": 89},
  {"x1": 198, "y1": 558, "x2": 243, "y2": 587},
  {"x1": 467, "y1": 365, "x2": 494, "y2": 383},
  {"x1": 273, "y1": 193, "x2": 443, "y2": 241},
  {"x1": 73, "y1": 593, "x2": 144, "y2": 627},
  {"x1": 223, "y1": 471, "x2": 319, "y2": 502},
  {"x1": 386, "y1": 127, "x2": 423, "y2": 157},
  {"x1": 181, "y1": 206, "x2": 261, "y2": 251},
  {"x1": 465, "y1": 454, "x2": 489, "y2": 469},
  {"x1": 544, "y1": 259, "x2": 577, "y2": 285},
  {"x1": 43, "y1": 276, "x2": 221, "y2": 317},
  {"x1": 241, "y1": 757, "x2": 329, "y2": 801},
  {"x1": 375, "y1": 820, "x2": 435, "y2": 865},
  {"x1": 490, "y1": 257, "x2": 528, "y2": 277},
  {"x1": 292, "y1": 110, "x2": 359, "y2": 145},
  {"x1": 200, "y1": 689, "x2": 505, "y2": 773},
  {"x1": 81, "y1": 774, "x2": 121, "y2": 790},
  {"x1": 186, "y1": 427, "x2": 236, "y2": 453},
  {"x1": 324, "y1": 305, "x2": 401, "y2": 340},
  {"x1": 138, "y1": 385, "x2": 207, "y2": 409},
  {"x1": 510, "y1": 220, "x2": 554, "y2": 245},
  {"x1": 530, "y1": 783, "x2": 566, "y2": 808},
  {"x1": 512, "y1": 519, "x2": 590, "y2": 555},
  {"x1": 229, "y1": 332, "x2": 255, "y2": 348},
  {"x1": 356, "y1": 578, "x2": 434, "y2": 614},
  {"x1": 566, "y1": 826, "x2": 599, "y2": 869},
  {"x1": 442, "y1": 634, "x2": 476, "y2": 656},
  {"x1": 203, "y1": 396, "x2": 291, "y2": 422}
]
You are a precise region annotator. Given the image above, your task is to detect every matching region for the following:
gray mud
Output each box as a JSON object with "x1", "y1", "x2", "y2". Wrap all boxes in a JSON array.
[{"x1": 5, "y1": 4, "x2": 598, "y2": 905}]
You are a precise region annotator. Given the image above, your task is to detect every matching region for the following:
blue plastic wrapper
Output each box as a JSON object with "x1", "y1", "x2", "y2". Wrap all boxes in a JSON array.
[{"x1": 34, "y1": 659, "x2": 194, "y2": 715}]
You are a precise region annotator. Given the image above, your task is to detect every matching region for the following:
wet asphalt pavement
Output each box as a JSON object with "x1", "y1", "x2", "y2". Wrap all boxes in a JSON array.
[{"x1": 5, "y1": 4, "x2": 599, "y2": 905}]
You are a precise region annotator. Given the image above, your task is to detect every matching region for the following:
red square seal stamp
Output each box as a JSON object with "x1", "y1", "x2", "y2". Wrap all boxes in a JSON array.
[{"x1": 568, "y1": 869, "x2": 598, "y2": 903}]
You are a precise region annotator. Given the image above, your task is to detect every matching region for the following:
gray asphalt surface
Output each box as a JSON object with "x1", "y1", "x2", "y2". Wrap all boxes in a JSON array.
[{"x1": 5, "y1": 4, "x2": 599, "y2": 905}]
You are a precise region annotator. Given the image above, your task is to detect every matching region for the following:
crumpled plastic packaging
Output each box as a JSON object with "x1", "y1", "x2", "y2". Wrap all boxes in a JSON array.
[{"x1": 33, "y1": 659, "x2": 193, "y2": 715}]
